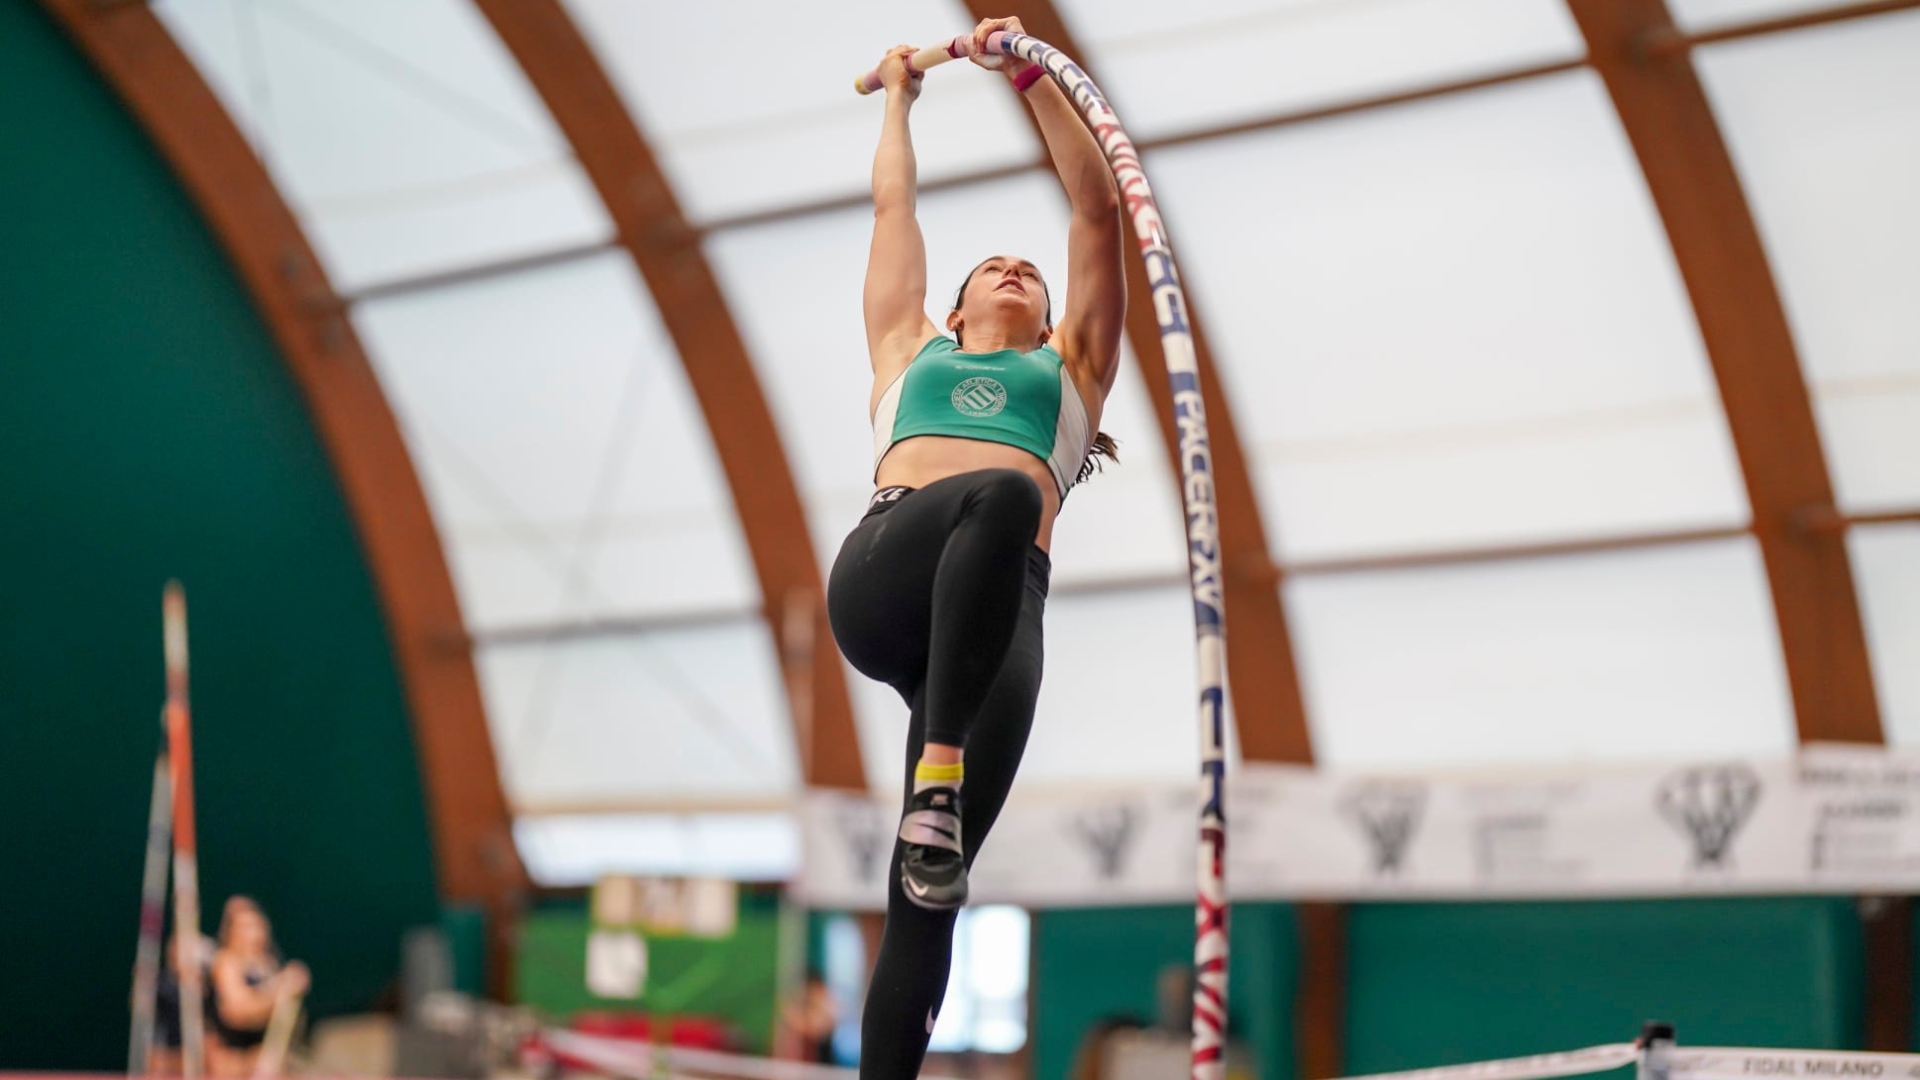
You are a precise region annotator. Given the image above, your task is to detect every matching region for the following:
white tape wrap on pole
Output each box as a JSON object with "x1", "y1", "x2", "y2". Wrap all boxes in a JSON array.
[{"x1": 853, "y1": 35, "x2": 998, "y2": 94}]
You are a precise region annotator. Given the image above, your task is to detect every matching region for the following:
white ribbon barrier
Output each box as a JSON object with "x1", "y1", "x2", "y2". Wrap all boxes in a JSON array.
[
  {"x1": 541, "y1": 1029, "x2": 969, "y2": 1080},
  {"x1": 1325, "y1": 1043, "x2": 1641, "y2": 1080},
  {"x1": 800, "y1": 744, "x2": 1920, "y2": 908},
  {"x1": 1313, "y1": 1046, "x2": 1920, "y2": 1080},
  {"x1": 543, "y1": 1030, "x2": 1920, "y2": 1080}
]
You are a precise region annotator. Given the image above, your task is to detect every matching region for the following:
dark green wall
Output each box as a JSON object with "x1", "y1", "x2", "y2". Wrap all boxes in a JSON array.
[
  {"x1": 1031, "y1": 897, "x2": 1870, "y2": 1080},
  {"x1": 1031, "y1": 903, "x2": 1299, "y2": 1080},
  {"x1": 0, "y1": 1, "x2": 439, "y2": 1066},
  {"x1": 1345, "y1": 898, "x2": 1864, "y2": 1073}
]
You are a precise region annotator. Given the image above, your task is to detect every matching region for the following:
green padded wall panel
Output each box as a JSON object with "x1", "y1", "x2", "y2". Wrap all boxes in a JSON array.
[
  {"x1": 1344, "y1": 899, "x2": 1864, "y2": 1073},
  {"x1": 515, "y1": 895, "x2": 782, "y2": 1054},
  {"x1": 0, "y1": 0, "x2": 439, "y2": 1066},
  {"x1": 1031, "y1": 903, "x2": 1298, "y2": 1080}
]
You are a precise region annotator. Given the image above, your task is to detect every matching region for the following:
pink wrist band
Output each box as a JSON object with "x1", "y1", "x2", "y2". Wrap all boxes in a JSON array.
[{"x1": 1012, "y1": 65, "x2": 1045, "y2": 93}]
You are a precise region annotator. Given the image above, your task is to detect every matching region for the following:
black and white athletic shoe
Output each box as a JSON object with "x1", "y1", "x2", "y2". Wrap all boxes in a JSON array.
[{"x1": 898, "y1": 786, "x2": 967, "y2": 911}]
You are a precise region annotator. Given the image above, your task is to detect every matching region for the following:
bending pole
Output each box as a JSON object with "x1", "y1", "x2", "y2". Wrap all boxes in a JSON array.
[
  {"x1": 855, "y1": 34, "x2": 1231, "y2": 1080},
  {"x1": 129, "y1": 731, "x2": 172, "y2": 1075},
  {"x1": 164, "y1": 581, "x2": 207, "y2": 1078}
]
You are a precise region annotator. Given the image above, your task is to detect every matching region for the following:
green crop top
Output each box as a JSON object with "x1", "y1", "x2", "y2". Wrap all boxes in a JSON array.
[{"x1": 872, "y1": 335, "x2": 1093, "y2": 499}]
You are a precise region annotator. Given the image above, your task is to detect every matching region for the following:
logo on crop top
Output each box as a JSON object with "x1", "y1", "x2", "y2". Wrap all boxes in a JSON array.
[{"x1": 951, "y1": 376, "x2": 1008, "y2": 418}]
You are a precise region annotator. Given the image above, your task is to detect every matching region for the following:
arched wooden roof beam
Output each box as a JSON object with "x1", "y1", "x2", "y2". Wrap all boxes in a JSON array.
[
  {"x1": 38, "y1": 0, "x2": 528, "y2": 981},
  {"x1": 470, "y1": 0, "x2": 865, "y2": 791},
  {"x1": 1568, "y1": 0, "x2": 1882, "y2": 746}
]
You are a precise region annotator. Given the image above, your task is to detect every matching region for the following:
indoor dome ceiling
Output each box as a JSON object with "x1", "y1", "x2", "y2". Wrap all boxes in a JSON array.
[{"x1": 119, "y1": 0, "x2": 1919, "y2": 881}]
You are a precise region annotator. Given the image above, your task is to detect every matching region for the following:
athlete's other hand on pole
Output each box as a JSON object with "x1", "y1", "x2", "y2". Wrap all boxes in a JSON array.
[
  {"x1": 877, "y1": 45, "x2": 922, "y2": 102},
  {"x1": 970, "y1": 15, "x2": 1035, "y2": 78},
  {"x1": 275, "y1": 961, "x2": 311, "y2": 1000}
]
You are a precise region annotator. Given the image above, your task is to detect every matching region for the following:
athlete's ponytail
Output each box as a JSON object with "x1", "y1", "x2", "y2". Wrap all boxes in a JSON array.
[{"x1": 1078, "y1": 432, "x2": 1119, "y2": 484}]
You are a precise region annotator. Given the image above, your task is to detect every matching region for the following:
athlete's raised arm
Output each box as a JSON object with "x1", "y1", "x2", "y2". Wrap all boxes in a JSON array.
[
  {"x1": 972, "y1": 17, "x2": 1126, "y2": 395},
  {"x1": 863, "y1": 45, "x2": 940, "y2": 386}
]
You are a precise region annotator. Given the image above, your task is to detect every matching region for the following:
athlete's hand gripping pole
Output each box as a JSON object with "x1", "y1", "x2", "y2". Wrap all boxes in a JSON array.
[{"x1": 853, "y1": 32, "x2": 1007, "y2": 94}]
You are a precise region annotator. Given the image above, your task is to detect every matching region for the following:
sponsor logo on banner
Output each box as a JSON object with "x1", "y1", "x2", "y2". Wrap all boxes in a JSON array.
[
  {"x1": 1799, "y1": 753, "x2": 1920, "y2": 877},
  {"x1": 835, "y1": 802, "x2": 889, "y2": 885},
  {"x1": 1669, "y1": 1049, "x2": 1920, "y2": 1080},
  {"x1": 1464, "y1": 782, "x2": 1587, "y2": 885},
  {"x1": 1341, "y1": 781, "x2": 1426, "y2": 876},
  {"x1": 803, "y1": 748, "x2": 1920, "y2": 908},
  {"x1": 1071, "y1": 802, "x2": 1142, "y2": 880},
  {"x1": 1475, "y1": 813, "x2": 1556, "y2": 881},
  {"x1": 1656, "y1": 765, "x2": 1761, "y2": 869}
]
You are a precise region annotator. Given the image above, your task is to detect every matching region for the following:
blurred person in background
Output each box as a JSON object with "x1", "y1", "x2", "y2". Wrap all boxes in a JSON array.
[
  {"x1": 1068, "y1": 1015, "x2": 1148, "y2": 1080},
  {"x1": 780, "y1": 968, "x2": 841, "y2": 1064},
  {"x1": 208, "y1": 895, "x2": 308, "y2": 1076}
]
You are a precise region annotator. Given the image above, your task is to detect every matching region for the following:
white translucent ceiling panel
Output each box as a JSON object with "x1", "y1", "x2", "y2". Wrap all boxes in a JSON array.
[
  {"x1": 155, "y1": 0, "x2": 610, "y2": 291},
  {"x1": 1149, "y1": 72, "x2": 1750, "y2": 562},
  {"x1": 706, "y1": 174, "x2": 1186, "y2": 589},
  {"x1": 562, "y1": 0, "x2": 1040, "y2": 223},
  {"x1": 849, "y1": 671, "x2": 915, "y2": 796},
  {"x1": 514, "y1": 812, "x2": 800, "y2": 886},
  {"x1": 480, "y1": 621, "x2": 796, "y2": 810},
  {"x1": 352, "y1": 251, "x2": 757, "y2": 631},
  {"x1": 1850, "y1": 525, "x2": 1920, "y2": 746},
  {"x1": 1669, "y1": 0, "x2": 1870, "y2": 32},
  {"x1": 1049, "y1": 0, "x2": 1581, "y2": 140},
  {"x1": 1697, "y1": 14, "x2": 1920, "y2": 512},
  {"x1": 1027, "y1": 584, "x2": 1225, "y2": 787},
  {"x1": 1290, "y1": 538, "x2": 1796, "y2": 769},
  {"x1": 851, "y1": 584, "x2": 1216, "y2": 794}
]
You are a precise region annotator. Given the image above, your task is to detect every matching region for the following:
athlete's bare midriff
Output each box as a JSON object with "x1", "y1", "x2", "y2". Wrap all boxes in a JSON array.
[{"x1": 876, "y1": 435, "x2": 1064, "y2": 551}]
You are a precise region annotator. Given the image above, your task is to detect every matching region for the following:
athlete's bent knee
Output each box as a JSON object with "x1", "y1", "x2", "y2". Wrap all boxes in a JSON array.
[{"x1": 967, "y1": 468, "x2": 1043, "y2": 530}]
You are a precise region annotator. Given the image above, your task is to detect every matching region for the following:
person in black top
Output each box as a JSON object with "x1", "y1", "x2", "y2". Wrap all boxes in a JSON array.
[
  {"x1": 781, "y1": 968, "x2": 840, "y2": 1064},
  {"x1": 208, "y1": 896, "x2": 307, "y2": 1076}
]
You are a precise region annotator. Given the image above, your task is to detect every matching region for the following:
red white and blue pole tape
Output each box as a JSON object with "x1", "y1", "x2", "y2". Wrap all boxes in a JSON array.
[
  {"x1": 164, "y1": 581, "x2": 207, "y2": 1079},
  {"x1": 856, "y1": 34, "x2": 1231, "y2": 1080},
  {"x1": 128, "y1": 731, "x2": 172, "y2": 1075}
]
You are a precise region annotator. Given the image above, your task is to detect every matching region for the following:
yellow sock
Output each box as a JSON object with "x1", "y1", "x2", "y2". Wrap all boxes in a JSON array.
[{"x1": 914, "y1": 760, "x2": 963, "y2": 794}]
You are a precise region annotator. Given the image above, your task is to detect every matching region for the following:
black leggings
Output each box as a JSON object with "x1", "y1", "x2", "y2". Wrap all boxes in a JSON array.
[{"x1": 826, "y1": 469, "x2": 1051, "y2": 1080}]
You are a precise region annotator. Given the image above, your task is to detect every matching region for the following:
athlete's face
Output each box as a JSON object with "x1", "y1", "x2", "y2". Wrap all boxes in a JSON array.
[
  {"x1": 953, "y1": 256, "x2": 1051, "y2": 346},
  {"x1": 225, "y1": 902, "x2": 270, "y2": 953}
]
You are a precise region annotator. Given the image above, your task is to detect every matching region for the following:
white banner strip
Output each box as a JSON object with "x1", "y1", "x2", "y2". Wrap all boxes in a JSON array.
[
  {"x1": 1321, "y1": 1043, "x2": 1640, "y2": 1080},
  {"x1": 1670, "y1": 1048, "x2": 1920, "y2": 1080},
  {"x1": 802, "y1": 745, "x2": 1920, "y2": 907}
]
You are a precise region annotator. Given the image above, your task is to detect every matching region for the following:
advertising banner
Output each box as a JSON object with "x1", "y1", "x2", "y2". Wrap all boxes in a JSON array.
[{"x1": 798, "y1": 745, "x2": 1920, "y2": 909}]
